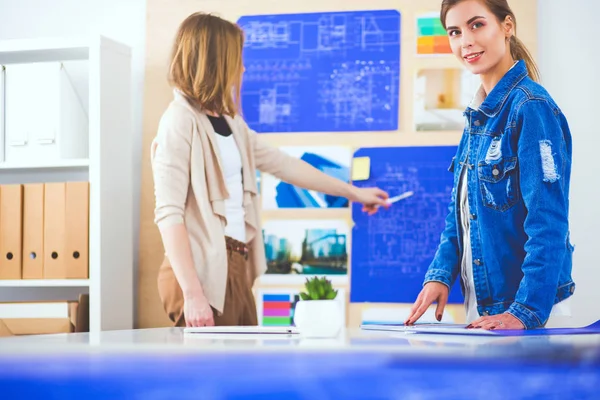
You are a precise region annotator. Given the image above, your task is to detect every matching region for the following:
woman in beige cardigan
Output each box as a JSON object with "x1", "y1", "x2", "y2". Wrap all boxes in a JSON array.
[{"x1": 151, "y1": 12, "x2": 390, "y2": 328}]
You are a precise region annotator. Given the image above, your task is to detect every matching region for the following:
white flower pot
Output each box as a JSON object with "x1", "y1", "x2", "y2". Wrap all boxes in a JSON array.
[{"x1": 293, "y1": 299, "x2": 343, "y2": 338}]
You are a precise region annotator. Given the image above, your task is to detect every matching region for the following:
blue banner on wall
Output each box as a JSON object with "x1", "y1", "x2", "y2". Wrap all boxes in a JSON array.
[
  {"x1": 350, "y1": 146, "x2": 464, "y2": 304},
  {"x1": 237, "y1": 10, "x2": 401, "y2": 133}
]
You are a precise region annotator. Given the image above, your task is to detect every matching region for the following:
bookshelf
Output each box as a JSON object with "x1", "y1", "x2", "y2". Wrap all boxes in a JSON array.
[
  {"x1": 0, "y1": 279, "x2": 90, "y2": 288},
  {"x1": 0, "y1": 35, "x2": 134, "y2": 334}
]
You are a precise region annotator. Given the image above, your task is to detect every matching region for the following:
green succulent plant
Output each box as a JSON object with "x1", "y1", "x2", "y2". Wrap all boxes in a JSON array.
[{"x1": 299, "y1": 276, "x2": 338, "y2": 300}]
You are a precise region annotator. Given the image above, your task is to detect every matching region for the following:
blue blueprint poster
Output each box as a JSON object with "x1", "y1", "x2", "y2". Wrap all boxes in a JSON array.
[
  {"x1": 350, "y1": 146, "x2": 464, "y2": 304},
  {"x1": 237, "y1": 10, "x2": 401, "y2": 133}
]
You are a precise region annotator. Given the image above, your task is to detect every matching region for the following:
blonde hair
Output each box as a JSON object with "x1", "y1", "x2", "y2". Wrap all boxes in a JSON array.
[
  {"x1": 169, "y1": 12, "x2": 245, "y2": 116},
  {"x1": 440, "y1": 0, "x2": 540, "y2": 82}
]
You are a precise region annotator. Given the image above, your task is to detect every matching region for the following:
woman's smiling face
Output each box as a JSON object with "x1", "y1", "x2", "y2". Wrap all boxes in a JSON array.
[{"x1": 444, "y1": 0, "x2": 512, "y2": 75}]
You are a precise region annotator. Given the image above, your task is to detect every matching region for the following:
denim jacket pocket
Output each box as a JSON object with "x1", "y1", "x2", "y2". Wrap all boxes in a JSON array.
[{"x1": 477, "y1": 156, "x2": 520, "y2": 212}]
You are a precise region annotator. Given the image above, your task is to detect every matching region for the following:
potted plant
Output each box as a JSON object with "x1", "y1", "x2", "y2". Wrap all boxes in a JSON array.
[{"x1": 293, "y1": 276, "x2": 343, "y2": 338}]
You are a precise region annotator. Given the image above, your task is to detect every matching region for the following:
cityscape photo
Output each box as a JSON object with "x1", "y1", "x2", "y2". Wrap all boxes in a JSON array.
[{"x1": 262, "y1": 219, "x2": 349, "y2": 276}]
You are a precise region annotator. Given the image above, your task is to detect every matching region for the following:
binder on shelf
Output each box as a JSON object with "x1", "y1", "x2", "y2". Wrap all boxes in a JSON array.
[
  {"x1": 4, "y1": 60, "x2": 89, "y2": 166},
  {"x1": 0, "y1": 184, "x2": 23, "y2": 280},
  {"x1": 43, "y1": 183, "x2": 66, "y2": 279},
  {"x1": 22, "y1": 184, "x2": 45, "y2": 279},
  {"x1": 65, "y1": 181, "x2": 89, "y2": 279},
  {"x1": 43, "y1": 182, "x2": 89, "y2": 279}
]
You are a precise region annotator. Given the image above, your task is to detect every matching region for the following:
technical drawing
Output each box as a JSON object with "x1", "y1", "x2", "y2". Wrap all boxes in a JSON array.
[
  {"x1": 238, "y1": 10, "x2": 401, "y2": 133},
  {"x1": 350, "y1": 146, "x2": 464, "y2": 304}
]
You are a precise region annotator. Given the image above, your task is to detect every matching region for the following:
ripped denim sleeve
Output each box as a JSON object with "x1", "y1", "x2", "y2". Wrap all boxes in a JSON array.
[{"x1": 538, "y1": 139, "x2": 561, "y2": 183}]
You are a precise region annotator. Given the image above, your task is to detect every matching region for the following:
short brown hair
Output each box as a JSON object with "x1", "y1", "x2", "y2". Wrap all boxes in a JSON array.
[{"x1": 169, "y1": 12, "x2": 245, "y2": 116}]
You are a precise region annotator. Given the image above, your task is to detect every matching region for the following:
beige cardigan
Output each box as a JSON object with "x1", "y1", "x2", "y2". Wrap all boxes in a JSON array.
[{"x1": 151, "y1": 90, "x2": 297, "y2": 314}]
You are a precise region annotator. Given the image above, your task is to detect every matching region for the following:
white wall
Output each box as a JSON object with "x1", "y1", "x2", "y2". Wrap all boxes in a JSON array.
[
  {"x1": 0, "y1": 0, "x2": 146, "y2": 321},
  {"x1": 538, "y1": 0, "x2": 600, "y2": 327}
]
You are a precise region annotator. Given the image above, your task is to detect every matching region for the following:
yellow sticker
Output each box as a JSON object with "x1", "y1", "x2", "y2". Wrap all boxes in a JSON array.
[{"x1": 352, "y1": 157, "x2": 370, "y2": 181}]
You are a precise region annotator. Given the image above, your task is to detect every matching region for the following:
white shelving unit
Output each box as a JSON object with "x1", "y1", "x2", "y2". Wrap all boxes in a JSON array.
[
  {"x1": 0, "y1": 35, "x2": 134, "y2": 334},
  {"x1": 0, "y1": 159, "x2": 90, "y2": 170}
]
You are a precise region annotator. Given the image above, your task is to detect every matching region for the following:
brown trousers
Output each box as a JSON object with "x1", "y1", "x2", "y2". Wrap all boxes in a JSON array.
[{"x1": 157, "y1": 236, "x2": 258, "y2": 327}]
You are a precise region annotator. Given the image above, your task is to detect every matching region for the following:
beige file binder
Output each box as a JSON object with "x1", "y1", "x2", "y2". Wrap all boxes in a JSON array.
[
  {"x1": 65, "y1": 181, "x2": 89, "y2": 279},
  {"x1": 0, "y1": 184, "x2": 23, "y2": 280},
  {"x1": 43, "y1": 182, "x2": 89, "y2": 279},
  {"x1": 22, "y1": 184, "x2": 45, "y2": 279},
  {"x1": 43, "y1": 183, "x2": 66, "y2": 279}
]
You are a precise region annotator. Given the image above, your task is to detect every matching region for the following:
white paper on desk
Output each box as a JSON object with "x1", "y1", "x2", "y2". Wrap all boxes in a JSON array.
[
  {"x1": 407, "y1": 326, "x2": 497, "y2": 336},
  {"x1": 183, "y1": 326, "x2": 300, "y2": 335},
  {"x1": 361, "y1": 323, "x2": 473, "y2": 333}
]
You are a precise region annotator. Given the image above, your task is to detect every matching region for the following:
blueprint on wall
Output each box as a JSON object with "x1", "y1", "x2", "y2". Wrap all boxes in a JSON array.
[
  {"x1": 350, "y1": 146, "x2": 464, "y2": 304},
  {"x1": 237, "y1": 10, "x2": 401, "y2": 133}
]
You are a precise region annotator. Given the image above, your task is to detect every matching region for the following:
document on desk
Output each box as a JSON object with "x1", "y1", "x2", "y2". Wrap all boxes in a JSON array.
[
  {"x1": 183, "y1": 326, "x2": 300, "y2": 335},
  {"x1": 407, "y1": 325, "x2": 497, "y2": 336},
  {"x1": 361, "y1": 323, "x2": 478, "y2": 334},
  {"x1": 362, "y1": 319, "x2": 600, "y2": 336}
]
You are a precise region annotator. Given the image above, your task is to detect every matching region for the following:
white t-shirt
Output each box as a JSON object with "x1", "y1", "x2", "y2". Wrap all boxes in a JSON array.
[{"x1": 214, "y1": 134, "x2": 246, "y2": 243}]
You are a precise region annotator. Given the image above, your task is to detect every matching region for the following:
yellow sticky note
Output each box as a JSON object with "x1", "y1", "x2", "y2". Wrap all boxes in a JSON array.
[{"x1": 352, "y1": 157, "x2": 370, "y2": 181}]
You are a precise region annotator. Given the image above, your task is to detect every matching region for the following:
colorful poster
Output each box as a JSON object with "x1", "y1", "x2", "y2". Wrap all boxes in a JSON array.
[
  {"x1": 416, "y1": 12, "x2": 452, "y2": 55},
  {"x1": 256, "y1": 288, "x2": 346, "y2": 326},
  {"x1": 261, "y1": 146, "x2": 351, "y2": 209},
  {"x1": 259, "y1": 292, "x2": 299, "y2": 326}
]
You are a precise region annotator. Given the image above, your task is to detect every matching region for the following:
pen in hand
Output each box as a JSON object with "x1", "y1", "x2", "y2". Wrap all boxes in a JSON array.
[{"x1": 375, "y1": 191, "x2": 414, "y2": 208}]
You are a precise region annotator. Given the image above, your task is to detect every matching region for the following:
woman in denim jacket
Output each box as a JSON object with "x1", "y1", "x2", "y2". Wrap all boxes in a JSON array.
[{"x1": 405, "y1": 0, "x2": 575, "y2": 330}]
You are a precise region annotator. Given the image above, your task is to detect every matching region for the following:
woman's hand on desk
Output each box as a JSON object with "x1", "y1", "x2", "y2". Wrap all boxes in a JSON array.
[
  {"x1": 184, "y1": 292, "x2": 215, "y2": 327},
  {"x1": 467, "y1": 313, "x2": 524, "y2": 330},
  {"x1": 404, "y1": 282, "x2": 449, "y2": 325}
]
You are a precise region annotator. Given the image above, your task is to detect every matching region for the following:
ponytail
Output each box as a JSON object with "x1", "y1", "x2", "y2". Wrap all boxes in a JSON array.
[{"x1": 510, "y1": 35, "x2": 540, "y2": 82}]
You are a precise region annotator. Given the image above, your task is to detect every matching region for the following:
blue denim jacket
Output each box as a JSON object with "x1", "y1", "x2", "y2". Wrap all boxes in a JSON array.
[{"x1": 423, "y1": 60, "x2": 575, "y2": 329}]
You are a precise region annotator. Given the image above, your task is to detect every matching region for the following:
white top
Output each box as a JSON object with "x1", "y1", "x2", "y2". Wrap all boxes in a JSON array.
[
  {"x1": 460, "y1": 64, "x2": 571, "y2": 324},
  {"x1": 458, "y1": 164, "x2": 479, "y2": 323},
  {"x1": 214, "y1": 134, "x2": 246, "y2": 243}
]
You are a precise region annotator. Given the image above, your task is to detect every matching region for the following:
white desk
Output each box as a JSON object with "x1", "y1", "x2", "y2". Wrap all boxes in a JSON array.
[
  {"x1": 0, "y1": 326, "x2": 599, "y2": 356},
  {"x1": 0, "y1": 328, "x2": 599, "y2": 399}
]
